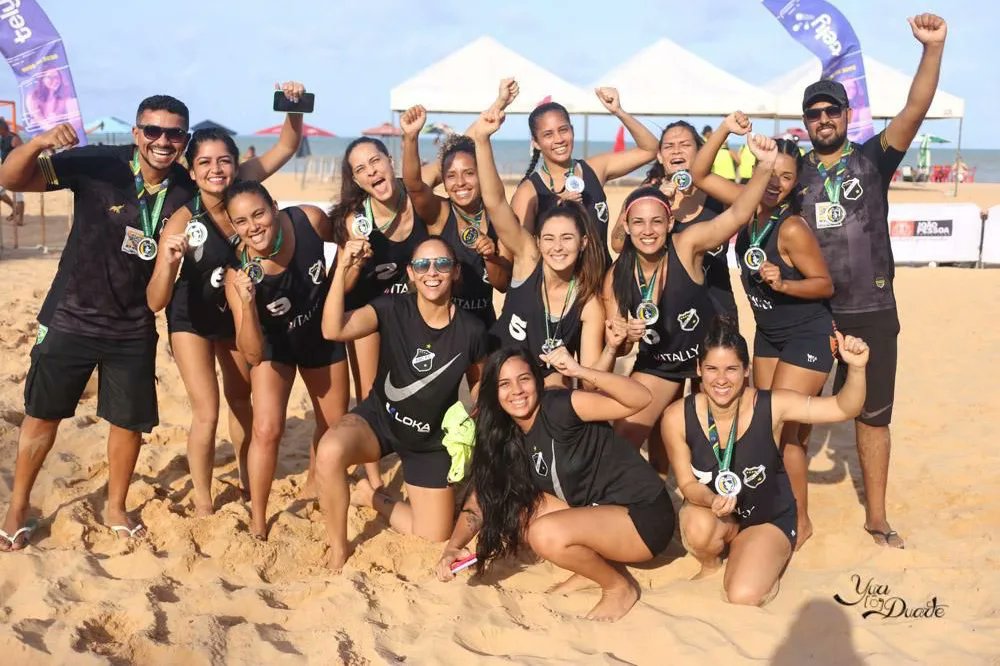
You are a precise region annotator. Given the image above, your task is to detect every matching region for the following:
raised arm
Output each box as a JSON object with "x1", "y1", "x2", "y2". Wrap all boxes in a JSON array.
[
  {"x1": 146, "y1": 208, "x2": 191, "y2": 312},
  {"x1": 400, "y1": 104, "x2": 447, "y2": 230},
  {"x1": 0, "y1": 123, "x2": 78, "y2": 192},
  {"x1": 774, "y1": 332, "x2": 868, "y2": 425},
  {"x1": 586, "y1": 88, "x2": 658, "y2": 182},
  {"x1": 238, "y1": 82, "x2": 306, "y2": 182},
  {"x1": 225, "y1": 268, "x2": 264, "y2": 366},
  {"x1": 885, "y1": 14, "x2": 947, "y2": 151},
  {"x1": 541, "y1": 347, "x2": 651, "y2": 422},
  {"x1": 321, "y1": 239, "x2": 379, "y2": 342},
  {"x1": 690, "y1": 113, "x2": 750, "y2": 205}
]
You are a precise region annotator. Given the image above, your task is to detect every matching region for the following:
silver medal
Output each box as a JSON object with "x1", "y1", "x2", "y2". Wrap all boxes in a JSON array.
[
  {"x1": 564, "y1": 175, "x2": 585, "y2": 193},
  {"x1": 743, "y1": 247, "x2": 767, "y2": 272},
  {"x1": 828, "y1": 203, "x2": 847, "y2": 224},
  {"x1": 671, "y1": 170, "x2": 693, "y2": 190},
  {"x1": 245, "y1": 261, "x2": 264, "y2": 284},
  {"x1": 714, "y1": 470, "x2": 742, "y2": 497},
  {"x1": 352, "y1": 213, "x2": 373, "y2": 239},
  {"x1": 541, "y1": 338, "x2": 562, "y2": 355},
  {"x1": 642, "y1": 328, "x2": 660, "y2": 345},
  {"x1": 185, "y1": 220, "x2": 208, "y2": 248},
  {"x1": 635, "y1": 301, "x2": 659, "y2": 326},
  {"x1": 460, "y1": 226, "x2": 480, "y2": 248},
  {"x1": 137, "y1": 237, "x2": 158, "y2": 261}
]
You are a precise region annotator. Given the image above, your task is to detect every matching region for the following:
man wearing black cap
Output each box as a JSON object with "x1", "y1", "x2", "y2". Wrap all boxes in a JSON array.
[{"x1": 799, "y1": 13, "x2": 947, "y2": 550}]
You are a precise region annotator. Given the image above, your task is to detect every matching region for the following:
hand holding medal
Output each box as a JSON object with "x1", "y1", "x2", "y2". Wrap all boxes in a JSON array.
[
  {"x1": 539, "y1": 345, "x2": 579, "y2": 377},
  {"x1": 233, "y1": 268, "x2": 256, "y2": 304},
  {"x1": 711, "y1": 493, "x2": 737, "y2": 518},
  {"x1": 351, "y1": 212, "x2": 373, "y2": 239},
  {"x1": 757, "y1": 261, "x2": 783, "y2": 291}
]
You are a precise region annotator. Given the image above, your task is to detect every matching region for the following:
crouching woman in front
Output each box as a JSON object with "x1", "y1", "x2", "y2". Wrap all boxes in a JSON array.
[
  {"x1": 436, "y1": 347, "x2": 676, "y2": 622},
  {"x1": 661, "y1": 316, "x2": 869, "y2": 606}
]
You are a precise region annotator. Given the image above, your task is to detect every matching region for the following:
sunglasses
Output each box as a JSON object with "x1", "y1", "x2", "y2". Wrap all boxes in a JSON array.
[
  {"x1": 138, "y1": 124, "x2": 189, "y2": 143},
  {"x1": 804, "y1": 105, "x2": 844, "y2": 122},
  {"x1": 410, "y1": 257, "x2": 455, "y2": 274}
]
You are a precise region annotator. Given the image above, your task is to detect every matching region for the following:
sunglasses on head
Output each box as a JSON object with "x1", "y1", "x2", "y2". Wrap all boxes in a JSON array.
[
  {"x1": 410, "y1": 257, "x2": 455, "y2": 274},
  {"x1": 138, "y1": 124, "x2": 189, "y2": 143},
  {"x1": 804, "y1": 105, "x2": 844, "y2": 122}
]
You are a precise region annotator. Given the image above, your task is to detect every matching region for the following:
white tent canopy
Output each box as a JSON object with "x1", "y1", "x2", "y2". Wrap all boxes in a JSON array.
[
  {"x1": 766, "y1": 56, "x2": 965, "y2": 119},
  {"x1": 580, "y1": 38, "x2": 776, "y2": 116},
  {"x1": 389, "y1": 36, "x2": 591, "y2": 114}
]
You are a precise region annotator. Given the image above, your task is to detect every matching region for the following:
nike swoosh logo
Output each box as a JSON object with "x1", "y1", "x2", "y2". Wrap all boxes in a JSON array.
[
  {"x1": 860, "y1": 403, "x2": 893, "y2": 420},
  {"x1": 384, "y1": 354, "x2": 461, "y2": 402}
]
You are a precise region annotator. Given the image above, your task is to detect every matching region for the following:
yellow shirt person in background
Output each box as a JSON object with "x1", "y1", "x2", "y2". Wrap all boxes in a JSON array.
[{"x1": 702, "y1": 124, "x2": 738, "y2": 181}]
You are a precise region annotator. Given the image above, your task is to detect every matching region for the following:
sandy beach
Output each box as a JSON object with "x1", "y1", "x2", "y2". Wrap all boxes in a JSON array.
[{"x1": 1, "y1": 174, "x2": 999, "y2": 664}]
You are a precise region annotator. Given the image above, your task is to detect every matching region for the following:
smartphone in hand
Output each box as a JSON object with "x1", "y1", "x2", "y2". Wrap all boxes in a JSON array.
[{"x1": 273, "y1": 91, "x2": 315, "y2": 113}]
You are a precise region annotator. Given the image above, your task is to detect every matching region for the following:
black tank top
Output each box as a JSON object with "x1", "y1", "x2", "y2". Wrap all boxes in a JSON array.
[
  {"x1": 166, "y1": 197, "x2": 241, "y2": 338},
  {"x1": 489, "y1": 262, "x2": 584, "y2": 377},
  {"x1": 735, "y1": 210, "x2": 834, "y2": 344},
  {"x1": 632, "y1": 236, "x2": 716, "y2": 378},
  {"x1": 528, "y1": 160, "x2": 610, "y2": 268},
  {"x1": 683, "y1": 391, "x2": 795, "y2": 528},
  {"x1": 253, "y1": 207, "x2": 331, "y2": 344},
  {"x1": 672, "y1": 194, "x2": 737, "y2": 319},
  {"x1": 440, "y1": 207, "x2": 498, "y2": 326}
]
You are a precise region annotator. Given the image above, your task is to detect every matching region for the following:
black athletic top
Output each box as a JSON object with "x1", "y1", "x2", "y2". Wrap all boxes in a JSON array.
[
  {"x1": 735, "y1": 209, "x2": 834, "y2": 344},
  {"x1": 344, "y1": 200, "x2": 428, "y2": 310},
  {"x1": 252, "y1": 207, "x2": 332, "y2": 348},
  {"x1": 525, "y1": 389, "x2": 665, "y2": 507},
  {"x1": 0, "y1": 133, "x2": 15, "y2": 161},
  {"x1": 489, "y1": 262, "x2": 584, "y2": 378},
  {"x1": 440, "y1": 207, "x2": 498, "y2": 326},
  {"x1": 528, "y1": 159, "x2": 611, "y2": 268},
  {"x1": 684, "y1": 391, "x2": 795, "y2": 528},
  {"x1": 632, "y1": 236, "x2": 716, "y2": 378},
  {"x1": 38, "y1": 144, "x2": 195, "y2": 339},
  {"x1": 800, "y1": 131, "x2": 905, "y2": 315},
  {"x1": 672, "y1": 194, "x2": 738, "y2": 320},
  {"x1": 166, "y1": 197, "x2": 240, "y2": 339},
  {"x1": 369, "y1": 293, "x2": 486, "y2": 449}
]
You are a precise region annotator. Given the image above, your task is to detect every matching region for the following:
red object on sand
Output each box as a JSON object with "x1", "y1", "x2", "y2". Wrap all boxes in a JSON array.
[
  {"x1": 613, "y1": 125, "x2": 625, "y2": 153},
  {"x1": 361, "y1": 122, "x2": 403, "y2": 137},
  {"x1": 255, "y1": 122, "x2": 335, "y2": 137}
]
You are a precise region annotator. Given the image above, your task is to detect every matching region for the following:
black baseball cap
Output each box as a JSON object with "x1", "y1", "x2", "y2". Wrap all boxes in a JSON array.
[{"x1": 802, "y1": 80, "x2": 849, "y2": 111}]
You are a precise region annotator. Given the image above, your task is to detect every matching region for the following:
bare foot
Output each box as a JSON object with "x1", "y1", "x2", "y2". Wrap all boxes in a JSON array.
[
  {"x1": 547, "y1": 573, "x2": 598, "y2": 596},
  {"x1": 193, "y1": 503, "x2": 214, "y2": 518},
  {"x1": 794, "y1": 517, "x2": 813, "y2": 551},
  {"x1": 585, "y1": 583, "x2": 639, "y2": 622},
  {"x1": 299, "y1": 476, "x2": 317, "y2": 500},
  {"x1": 350, "y1": 478, "x2": 376, "y2": 508},
  {"x1": 326, "y1": 543, "x2": 352, "y2": 572},
  {"x1": 691, "y1": 558, "x2": 723, "y2": 580},
  {"x1": 865, "y1": 523, "x2": 905, "y2": 549}
]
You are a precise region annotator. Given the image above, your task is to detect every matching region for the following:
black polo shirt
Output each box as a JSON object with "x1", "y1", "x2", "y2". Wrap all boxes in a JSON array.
[
  {"x1": 799, "y1": 131, "x2": 905, "y2": 315},
  {"x1": 37, "y1": 144, "x2": 195, "y2": 339}
]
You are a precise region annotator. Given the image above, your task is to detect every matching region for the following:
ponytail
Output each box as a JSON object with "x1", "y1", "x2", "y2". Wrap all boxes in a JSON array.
[{"x1": 522, "y1": 147, "x2": 541, "y2": 182}]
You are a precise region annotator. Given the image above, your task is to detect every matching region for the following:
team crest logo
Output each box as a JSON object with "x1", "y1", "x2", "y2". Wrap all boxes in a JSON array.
[
  {"x1": 411, "y1": 346, "x2": 435, "y2": 373},
  {"x1": 595, "y1": 202, "x2": 609, "y2": 224},
  {"x1": 742, "y1": 465, "x2": 766, "y2": 489},
  {"x1": 677, "y1": 308, "x2": 700, "y2": 332},
  {"x1": 308, "y1": 259, "x2": 325, "y2": 285},
  {"x1": 842, "y1": 177, "x2": 863, "y2": 201},
  {"x1": 874, "y1": 277, "x2": 886, "y2": 289}
]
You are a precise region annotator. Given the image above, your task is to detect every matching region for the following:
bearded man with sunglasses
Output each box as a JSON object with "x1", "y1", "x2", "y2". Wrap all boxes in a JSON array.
[
  {"x1": 0, "y1": 95, "x2": 194, "y2": 550},
  {"x1": 799, "y1": 13, "x2": 947, "y2": 550}
]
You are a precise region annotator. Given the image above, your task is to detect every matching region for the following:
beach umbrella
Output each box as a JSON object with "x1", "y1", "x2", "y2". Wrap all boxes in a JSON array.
[
  {"x1": 361, "y1": 122, "x2": 402, "y2": 138},
  {"x1": 422, "y1": 121, "x2": 454, "y2": 137},
  {"x1": 255, "y1": 122, "x2": 335, "y2": 137},
  {"x1": 191, "y1": 119, "x2": 237, "y2": 135},
  {"x1": 613, "y1": 125, "x2": 625, "y2": 153}
]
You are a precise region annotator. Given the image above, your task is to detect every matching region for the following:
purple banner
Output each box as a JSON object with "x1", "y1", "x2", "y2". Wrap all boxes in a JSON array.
[
  {"x1": 0, "y1": 1, "x2": 86, "y2": 144},
  {"x1": 764, "y1": 0, "x2": 875, "y2": 143}
]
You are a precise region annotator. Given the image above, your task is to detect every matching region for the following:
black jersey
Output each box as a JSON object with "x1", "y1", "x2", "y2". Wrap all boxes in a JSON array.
[
  {"x1": 167, "y1": 198, "x2": 241, "y2": 339},
  {"x1": 489, "y1": 262, "x2": 584, "y2": 378},
  {"x1": 632, "y1": 236, "x2": 716, "y2": 379},
  {"x1": 528, "y1": 159, "x2": 611, "y2": 268},
  {"x1": 344, "y1": 203, "x2": 428, "y2": 310},
  {"x1": 369, "y1": 294, "x2": 486, "y2": 449},
  {"x1": 735, "y1": 210, "x2": 834, "y2": 345},
  {"x1": 525, "y1": 390, "x2": 665, "y2": 507},
  {"x1": 684, "y1": 391, "x2": 795, "y2": 529},
  {"x1": 37, "y1": 144, "x2": 195, "y2": 339},
  {"x1": 440, "y1": 207, "x2": 498, "y2": 326},
  {"x1": 672, "y1": 194, "x2": 738, "y2": 320},
  {"x1": 800, "y1": 131, "x2": 905, "y2": 315}
]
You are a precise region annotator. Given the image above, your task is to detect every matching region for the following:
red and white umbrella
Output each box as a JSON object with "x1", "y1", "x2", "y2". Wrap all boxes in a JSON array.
[
  {"x1": 255, "y1": 122, "x2": 335, "y2": 137},
  {"x1": 361, "y1": 122, "x2": 402, "y2": 138}
]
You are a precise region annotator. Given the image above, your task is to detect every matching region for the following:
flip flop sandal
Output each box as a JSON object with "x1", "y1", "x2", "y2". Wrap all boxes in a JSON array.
[
  {"x1": 0, "y1": 520, "x2": 38, "y2": 551},
  {"x1": 109, "y1": 523, "x2": 147, "y2": 539},
  {"x1": 864, "y1": 526, "x2": 904, "y2": 549}
]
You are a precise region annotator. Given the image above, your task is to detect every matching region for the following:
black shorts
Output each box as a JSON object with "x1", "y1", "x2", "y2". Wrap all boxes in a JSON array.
[
  {"x1": 263, "y1": 325, "x2": 347, "y2": 369},
  {"x1": 627, "y1": 490, "x2": 676, "y2": 556},
  {"x1": 166, "y1": 281, "x2": 235, "y2": 341},
  {"x1": 631, "y1": 357, "x2": 694, "y2": 384},
  {"x1": 352, "y1": 396, "x2": 450, "y2": 489},
  {"x1": 754, "y1": 330, "x2": 835, "y2": 373},
  {"x1": 832, "y1": 308, "x2": 899, "y2": 427},
  {"x1": 745, "y1": 504, "x2": 797, "y2": 547},
  {"x1": 24, "y1": 326, "x2": 158, "y2": 432}
]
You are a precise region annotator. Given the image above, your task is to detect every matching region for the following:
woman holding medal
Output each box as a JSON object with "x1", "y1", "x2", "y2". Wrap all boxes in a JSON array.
[
  {"x1": 146, "y1": 82, "x2": 307, "y2": 516},
  {"x1": 222, "y1": 180, "x2": 348, "y2": 540},
  {"x1": 470, "y1": 109, "x2": 614, "y2": 384},
  {"x1": 661, "y1": 317, "x2": 869, "y2": 605},
  {"x1": 605, "y1": 134, "x2": 780, "y2": 468},
  {"x1": 511, "y1": 88, "x2": 660, "y2": 267},
  {"x1": 692, "y1": 111, "x2": 835, "y2": 549}
]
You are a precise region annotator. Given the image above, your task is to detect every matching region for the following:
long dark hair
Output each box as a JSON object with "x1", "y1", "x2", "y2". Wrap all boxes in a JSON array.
[
  {"x1": 698, "y1": 315, "x2": 750, "y2": 366},
  {"x1": 610, "y1": 187, "x2": 672, "y2": 317},
  {"x1": 645, "y1": 121, "x2": 704, "y2": 184},
  {"x1": 328, "y1": 137, "x2": 391, "y2": 245},
  {"x1": 535, "y1": 202, "x2": 604, "y2": 307},
  {"x1": 470, "y1": 348, "x2": 546, "y2": 573},
  {"x1": 522, "y1": 101, "x2": 571, "y2": 181},
  {"x1": 773, "y1": 138, "x2": 805, "y2": 214},
  {"x1": 184, "y1": 128, "x2": 239, "y2": 170}
]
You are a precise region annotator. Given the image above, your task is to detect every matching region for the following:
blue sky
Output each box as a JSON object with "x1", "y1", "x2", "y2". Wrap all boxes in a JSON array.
[{"x1": 2, "y1": 0, "x2": 995, "y2": 146}]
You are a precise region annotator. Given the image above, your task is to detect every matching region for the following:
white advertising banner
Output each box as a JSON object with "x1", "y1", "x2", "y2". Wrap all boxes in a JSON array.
[
  {"x1": 981, "y1": 205, "x2": 1000, "y2": 265},
  {"x1": 886, "y1": 203, "x2": 982, "y2": 264}
]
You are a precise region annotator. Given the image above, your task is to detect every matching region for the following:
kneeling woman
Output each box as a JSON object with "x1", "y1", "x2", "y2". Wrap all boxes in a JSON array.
[
  {"x1": 436, "y1": 348, "x2": 675, "y2": 622},
  {"x1": 224, "y1": 181, "x2": 349, "y2": 539},
  {"x1": 661, "y1": 317, "x2": 869, "y2": 606},
  {"x1": 317, "y1": 236, "x2": 487, "y2": 571}
]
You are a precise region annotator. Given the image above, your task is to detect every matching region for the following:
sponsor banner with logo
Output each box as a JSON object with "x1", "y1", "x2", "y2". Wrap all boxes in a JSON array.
[
  {"x1": 981, "y1": 205, "x2": 1000, "y2": 265},
  {"x1": 278, "y1": 199, "x2": 338, "y2": 269},
  {"x1": 887, "y1": 203, "x2": 982, "y2": 264}
]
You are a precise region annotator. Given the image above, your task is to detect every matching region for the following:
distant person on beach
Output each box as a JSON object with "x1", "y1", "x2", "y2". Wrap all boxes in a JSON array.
[
  {"x1": 0, "y1": 118, "x2": 25, "y2": 226},
  {"x1": 512, "y1": 88, "x2": 660, "y2": 268},
  {"x1": 661, "y1": 317, "x2": 869, "y2": 606},
  {"x1": 798, "y1": 12, "x2": 947, "y2": 549},
  {"x1": 241, "y1": 145, "x2": 256, "y2": 163},
  {"x1": 0, "y1": 96, "x2": 195, "y2": 550},
  {"x1": 436, "y1": 347, "x2": 674, "y2": 622}
]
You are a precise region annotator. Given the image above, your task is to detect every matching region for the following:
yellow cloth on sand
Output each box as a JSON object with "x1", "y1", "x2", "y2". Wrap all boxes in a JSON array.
[{"x1": 441, "y1": 401, "x2": 475, "y2": 483}]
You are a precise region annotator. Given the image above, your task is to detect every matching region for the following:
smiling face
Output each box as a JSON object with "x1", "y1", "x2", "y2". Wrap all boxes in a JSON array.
[
  {"x1": 762, "y1": 152, "x2": 799, "y2": 208},
  {"x1": 406, "y1": 238, "x2": 458, "y2": 303},
  {"x1": 133, "y1": 109, "x2": 188, "y2": 172},
  {"x1": 443, "y1": 151, "x2": 480, "y2": 208},
  {"x1": 531, "y1": 110, "x2": 574, "y2": 164},
  {"x1": 804, "y1": 101, "x2": 852, "y2": 151},
  {"x1": 226, "y1": 191, "x2": 279, "y2": 253},
  {"x1": 496, "y1": 356, "x2": 540, "y2": 421},
  {"x1": 626, "y1": 199, "x2": 670, "y2": 255},
  {"x1": 657, "y1": 126, "x2": 698, "y2": 176},
  {"x1": 348, "y1": 141, "x2": 396, "y2": 202},
  {"x1": 537, "y1": 214, "x2": 584, "y2": 273},
  {"x1": 42, "y1": 70, "x2": 62, "y2": 92},
  {"x1": 697, "y1": 347, "x2": 749, "y2": 409},
  {"x1": 190, "y1": 139, "x2": 237, "y2": 196}
]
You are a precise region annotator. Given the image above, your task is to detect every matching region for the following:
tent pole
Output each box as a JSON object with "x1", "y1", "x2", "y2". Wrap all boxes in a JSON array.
[
  {"x1": 954, "y1": 116, "x2": 963, "y2": 197},
  {"x1": 773, "y1": 115, "x2": 779, "y2": 136},
  {"x1": 583, "y1": 114, "x2": 590, "y2": 160}
]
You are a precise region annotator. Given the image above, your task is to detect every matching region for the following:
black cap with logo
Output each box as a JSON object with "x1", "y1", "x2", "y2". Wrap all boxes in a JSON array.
[{"x1": 802, "y1": 80, "x2": 850, "y2": 111}]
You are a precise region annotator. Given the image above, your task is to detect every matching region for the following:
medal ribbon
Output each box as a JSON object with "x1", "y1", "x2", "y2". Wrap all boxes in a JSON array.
[
  {"x1": 706, "y1": 400, "x2": 740, "y2": 473},
  {"x1": 240, "y1": 225, "x2": 284, "y2": 269},
  {"x1": 814, "y1": 142, "x2": 853, "y2": 205},
  {"x1": 131, "y1": 150, "x2": 170, "y2": 238},
  {"x1": 363, "y1": 187, "x2": 406, "y2": 233},
  {"x1": 541, "y1": 159, "x2": 576, "y2": 191},
  {"x1": 452, "y1": 204, "x2": 486, "y2": 229},
  {"x1": 636, "y1": 259, "x2": 661, "y2": 303},
  {"x1": 749, "y1": 202, "x2": 790, "y2": 249},
  {"x1": 542, "y1": 274, "x2": 576, "y2": 345}
]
